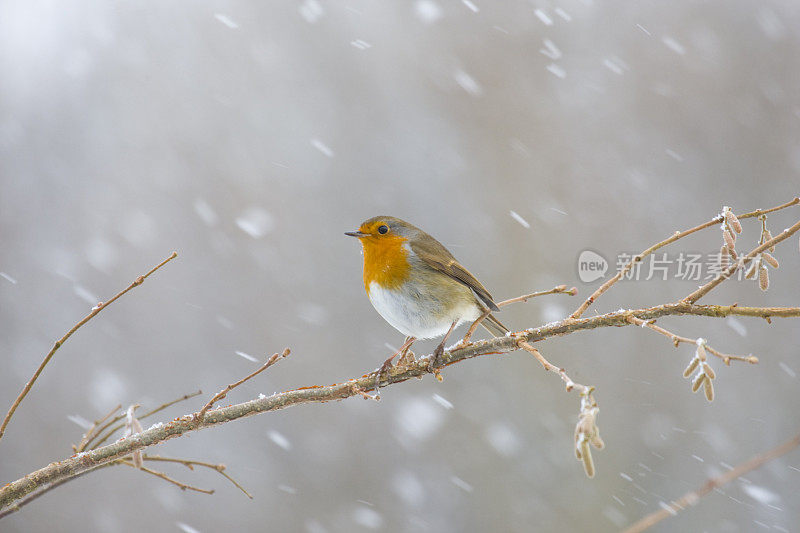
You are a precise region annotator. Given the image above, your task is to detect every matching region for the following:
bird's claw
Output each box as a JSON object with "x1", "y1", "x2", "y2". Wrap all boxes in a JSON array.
[
  {"x1": 373, "y1": 355, "x2": 397, "y2": 396},
  {"x1": 397, "y1": 349, "x2": 416, "y2": 368},
  {"x1": 427, "y1": 345, "x2": 445, "y2": 373}
]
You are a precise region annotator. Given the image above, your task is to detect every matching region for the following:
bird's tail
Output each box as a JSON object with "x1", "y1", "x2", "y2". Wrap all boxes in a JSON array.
[{"x1": 480, "y1": 312, "x2": 509, "y2": 337}]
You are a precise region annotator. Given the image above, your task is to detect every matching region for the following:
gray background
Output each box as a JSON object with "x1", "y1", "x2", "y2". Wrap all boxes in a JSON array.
[{"x1": 1, "y1": 0, "x2": 799, "y2": 531}]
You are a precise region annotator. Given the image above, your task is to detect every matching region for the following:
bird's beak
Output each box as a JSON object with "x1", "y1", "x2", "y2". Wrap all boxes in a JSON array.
[{"x1": 345, "y1": 231, "x2": 368, "y2": 238}]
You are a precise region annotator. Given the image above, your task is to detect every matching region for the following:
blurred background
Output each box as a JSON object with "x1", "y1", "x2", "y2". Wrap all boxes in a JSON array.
[{"x1": 1, "y1": 0, "x2": 799, "y2": 531}]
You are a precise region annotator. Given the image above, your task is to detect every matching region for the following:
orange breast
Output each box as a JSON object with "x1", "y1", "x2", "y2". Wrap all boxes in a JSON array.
[{"x1": 361, "y1": 235, "x2": 411, "y2": 293}]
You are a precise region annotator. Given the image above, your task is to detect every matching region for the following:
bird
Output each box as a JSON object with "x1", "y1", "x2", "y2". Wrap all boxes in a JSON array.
[{"x1": 345, "y1": 216, "x2": 508, "y2": 381}]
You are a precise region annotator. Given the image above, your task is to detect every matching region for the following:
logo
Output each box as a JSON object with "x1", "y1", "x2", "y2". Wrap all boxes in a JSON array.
[{"x1": 577, "y1": 250, "x2": 608, "y2": 283}]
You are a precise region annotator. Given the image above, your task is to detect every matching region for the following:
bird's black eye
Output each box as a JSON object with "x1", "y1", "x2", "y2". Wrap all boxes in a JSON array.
[{"x1": 378, "y1": 225, "x2": 389, "y2": 234}]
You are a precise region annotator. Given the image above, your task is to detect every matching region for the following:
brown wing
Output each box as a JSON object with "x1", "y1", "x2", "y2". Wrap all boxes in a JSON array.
[{"x1": 410, "y1": 238, "x2": 500, "y2": 312}]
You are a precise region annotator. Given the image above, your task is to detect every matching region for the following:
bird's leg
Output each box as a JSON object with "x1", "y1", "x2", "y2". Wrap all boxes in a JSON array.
[
  {"x1": 397, "y1": 336, "x2": 417, "y2": 367},
  {"x1": 428, "y1": 320, "x2": 458, "y2": 372},
  {"x1": 374, "y1": 336, "x2": 416, "y2": 393},
  {"x1": 456, "y1": 308, "x2": 491, "y2": 349}
]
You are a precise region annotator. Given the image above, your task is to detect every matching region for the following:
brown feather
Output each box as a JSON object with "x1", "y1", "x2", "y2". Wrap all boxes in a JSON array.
[{"x1": 410, "y1": 238, "x2": 501, "y2": 312}]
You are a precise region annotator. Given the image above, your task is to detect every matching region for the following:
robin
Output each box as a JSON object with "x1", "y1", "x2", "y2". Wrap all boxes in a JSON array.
[{"x1": 345, "y1": 216, "x2": 508, "y2": 379}]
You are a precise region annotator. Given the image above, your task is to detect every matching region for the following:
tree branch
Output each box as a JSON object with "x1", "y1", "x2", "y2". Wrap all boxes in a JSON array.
[
  {"x1": 2, "y1": 301, "x2": 797, "y2": 512},
  {"x1": 83, "y1": 390, "x2": 202, "y2": 452},
  {"x1": 143, "y1": 455, "x2": 253, "y2": 498},
  {"x1": 120, "y1": 460, "x2": 215, "y2": 495},
  {"x1": 682, "y1": 219, "x2": 800, "y2": 304},
  {"x1": 0, "y1": 252, "x2": 178, "y2": 444},
  {"x1": 197, "y1": 349, "x2": 290, "y2": 421},
  {"x1": 569, "y1": 198, "x2": 799, "y2": 319}
]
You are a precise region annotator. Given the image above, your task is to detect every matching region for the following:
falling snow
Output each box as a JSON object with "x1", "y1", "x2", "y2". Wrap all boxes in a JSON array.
[
  {"x1": 350, "y1": 39, "x2": 372, "y2": 50},
  {"x1": 454, "y1": 69, "x2": 483, "y2": 96},
  {"x1": 509, "y1": 210, "x2": 531, "y2": 228},
  {"x1": 742, "y1": 484, "x2": 780, "y2": 506},
  {"x1": 297, "y1": 302, "x2": 329, "y2": 326},
  {"x1": 278, "y1": 484, "x2": 298, "y2": 494},
  {"x1": 395, "y1": 397, "x2": 444, "y2": 443},
  {"x1": 726, "y1": 317, "x2": 747, "y2": 337},
  {"x1": 534, "y1": 9, "x2": 553, "y2": 26},
  {"x1": 213, "y1": 14, "x2": 238, "y2": 29},
  {"x1": 451, "y1": 476, "x2": 473, "y2": 492},
  {"x1": 778, "y1": 362, "x2": 796, "y2": 378},
  {"x1": 554, "y1": 8, "x2": 571, "y2": 21},
  {"x1": 392, "y1": 470, "x2": 425, "y2": 506},
  {"x1": 546, "y1": 63, "x2": 566, "y2": 79},
  {"x1": 304, "y1": 519, "x2": 328, "y2": 533},
  {"x1": 67, "y1": 414, "x2": 92, "y2": 429},
  {"x1": 353, "y1": 506, "x2": 384, "y2": 529},
  {"x1": 299, "y1": 0, "x2": 324, "y2": 23},
  {"x1": 665, "y1": 148, "x2": 684, "y2": 162},
  {"x1": 540, "y1": 39, "x2": 562, "y2": 60},
  {"x1": 268, "y1": 430, "x2": 292, "y2": 451},
  {"x1": 235, "y1": 207, "x2": 274, "y2": 238},
  {"x1": 310, "y1": 138, "x2": 334, "y2": 157},
  {"x1": 235, "y1": 350, "x2": 259, "y2": 362},
  {"x1": 73, "y1": 284, "x2": 98, "y2": 305},
  {"x1": 414, "y1": 0, "x2": 442, "y2": 24},
  {"x1": 462, "y1": 0, "x2": 479, "y2": 13},
  {"x1": 603, "y1": 57, "x2": 627, "y2": 75},
  {"x1": 431, "y1": 393, "x2": 454, "y2": 409},
  {"x1": 662, "y1": 36, "x2": 686, "y2": 55},
  {"x1": 193, "y1": 198, "x2": 219, "y2": 226},
  {"x1": 485, "y1": 422, "x2": 522, "y2": 457}
]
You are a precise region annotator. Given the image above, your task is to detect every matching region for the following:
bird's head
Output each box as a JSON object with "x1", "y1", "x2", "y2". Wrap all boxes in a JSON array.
[{"x1": 345, "y1": 216, "x2": 417, "y2": 244}]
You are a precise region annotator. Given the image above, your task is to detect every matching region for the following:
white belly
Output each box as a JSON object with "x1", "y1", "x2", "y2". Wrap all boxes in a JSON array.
[{"x1": 367, "y1": 281, "x2": 481, "y2": 339}]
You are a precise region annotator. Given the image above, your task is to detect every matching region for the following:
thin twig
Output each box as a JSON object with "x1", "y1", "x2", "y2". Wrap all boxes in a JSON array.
[
  {"x1": 625, "y1": 316, "x2": 757, "y2": 365},
  {"x1": 460, "y1": 285, "x2": 577, "y2": 346},
  {"x1": 517, "y1": 340, "x2": 590, "y2": 394},
  {"x1": 736, "y1": 197, "x2": 800, "y2": 219},
  {"x1": 683, "y1": 218, "x2": 800, "y2": 304},
  {"x1": 83, "y1": 405, "x2": 138, "y2": 452},
  {"x1": 497, "y1": 285, "x2": 577, "y2": 307},
  {"x1": 143, "y1": 455, "x2": 253, "y2": 498},
  {"x1": 569, "y1": 198, "x2": 799, "y2": 319},
  {"x1": 198, "y1": 348, "x2": 290, "y2": 421},
  {"x1": 73, "y1": 403, "x2": 121, "y2": 453},
  {"x1": 622, "y1": 432, "x2": 800, "y2": 533},
  {"x1": 85, "y1": 390, "x2": 202, "y2": 451},
  {"x1": 120, "y1": 460, "x2": 214, "y2": 495},
  {"x1": 0, "y1": 252, "x2": 178, "y2": 444},
  {"x1": 516, "y1": 340, "x2": 603, "y2": 477}
]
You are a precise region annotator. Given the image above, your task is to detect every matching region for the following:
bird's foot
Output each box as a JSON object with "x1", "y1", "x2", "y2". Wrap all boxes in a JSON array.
[
  {"x1": 351, "y1": 384, "x2": 379, "y2": 401},
  {"x1": 373, "y1": 355, "x2": 397, "y2": 396},
  {"x1": 453, "y1": 338, "x2": 471, "y2": 350},
  {"x1": 397, "y1": 349, "x2": 416, "y2": 368},
  {"x1": 427, "y1": 345, "x2": 445, "y2": 381}
]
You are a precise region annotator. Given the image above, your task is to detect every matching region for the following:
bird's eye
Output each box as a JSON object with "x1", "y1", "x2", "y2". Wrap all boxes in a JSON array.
[{"x1": 378, "y1": 225, "x2": 389, "y2": 234}]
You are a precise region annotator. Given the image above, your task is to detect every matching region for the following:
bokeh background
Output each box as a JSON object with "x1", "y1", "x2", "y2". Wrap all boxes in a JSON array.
[{"x1": 1, "y1": 0, "x2": 799, "y2": 531}]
